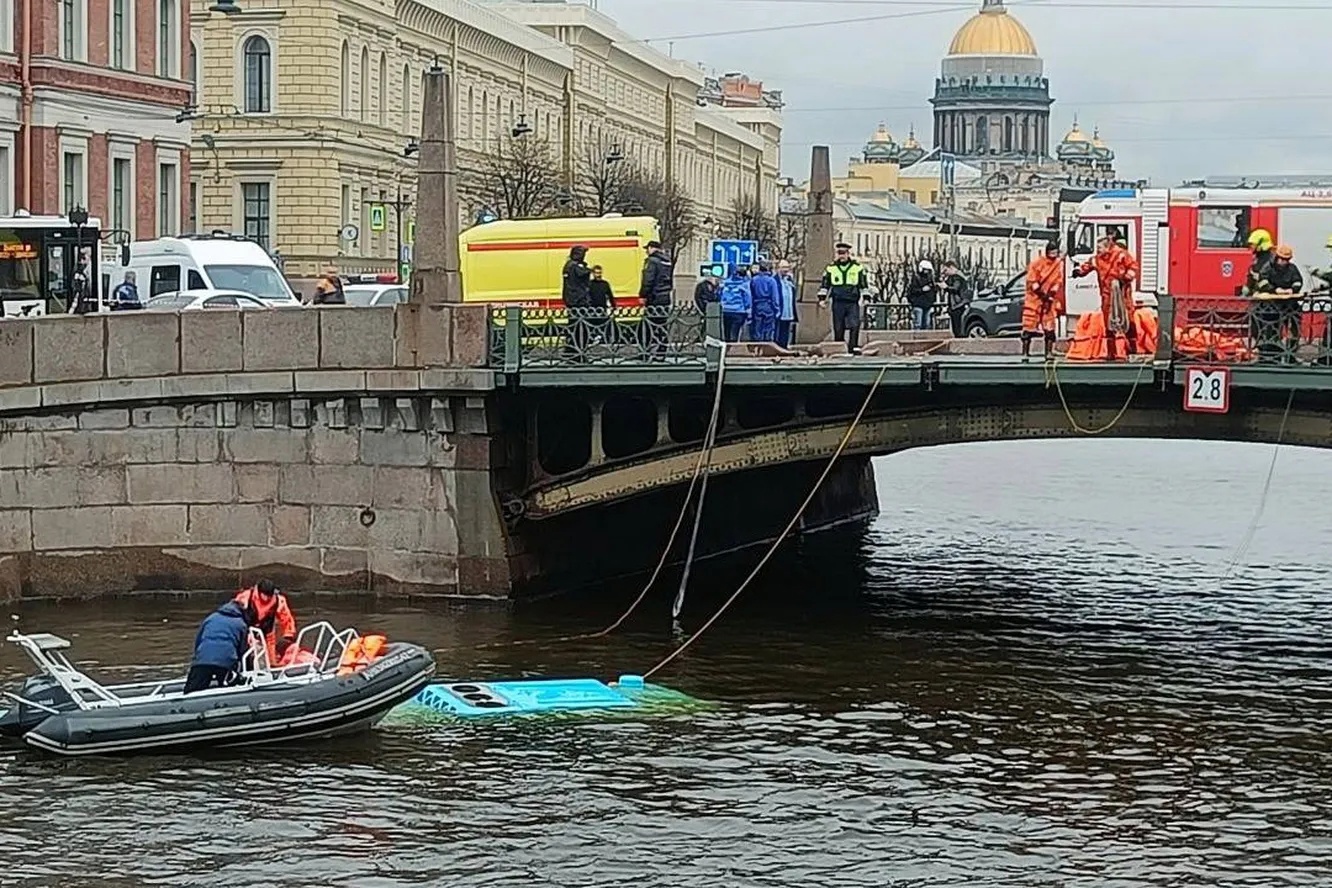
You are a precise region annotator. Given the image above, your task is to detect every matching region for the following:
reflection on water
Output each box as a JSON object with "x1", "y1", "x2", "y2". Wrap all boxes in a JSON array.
[{"x1": 3, "y1": 439, "x2": 1332, "y2": 887}]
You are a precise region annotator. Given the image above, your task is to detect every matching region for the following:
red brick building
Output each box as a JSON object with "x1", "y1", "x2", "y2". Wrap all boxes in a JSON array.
[{"x1": 0, "y1": 0, "x2": 192, "y2": 237}]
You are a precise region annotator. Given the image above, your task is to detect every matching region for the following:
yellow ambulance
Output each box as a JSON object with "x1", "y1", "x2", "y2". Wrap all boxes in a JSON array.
[{"x1": 459, "y1": 214, "x2": 659, "y2": 341}]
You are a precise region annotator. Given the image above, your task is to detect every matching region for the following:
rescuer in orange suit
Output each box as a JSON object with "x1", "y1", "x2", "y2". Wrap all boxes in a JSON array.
[
  {"x1": 1022, "y1": 240, "x2": 1065, "y2": 361},
  {"x1": 233, "y1": 579, "x2": 297, "y2": 664},
  {"x1": 1072, "y1": 235, "x2": 1139, "y2": 359}
]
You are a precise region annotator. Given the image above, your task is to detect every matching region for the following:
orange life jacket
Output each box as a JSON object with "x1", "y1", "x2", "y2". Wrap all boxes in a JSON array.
[{"x1": 337, "y1": 634, "x2": 388, "y2": 676}]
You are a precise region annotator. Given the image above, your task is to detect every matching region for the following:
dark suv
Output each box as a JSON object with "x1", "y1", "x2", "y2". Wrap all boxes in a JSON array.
[{"x1": 958, "y1": 271, "x2": 1025, "y2": 337}]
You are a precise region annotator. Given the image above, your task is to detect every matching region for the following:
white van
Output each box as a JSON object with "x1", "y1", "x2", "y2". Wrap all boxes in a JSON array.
[{"x1": 112, "y1": 233, "x2": 299, "y2": 306}]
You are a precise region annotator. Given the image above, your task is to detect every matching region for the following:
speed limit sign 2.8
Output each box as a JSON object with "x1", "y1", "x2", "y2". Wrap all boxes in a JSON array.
[{"x1": 1183, "y1": 366, "x2": 1231, "y2": 414}]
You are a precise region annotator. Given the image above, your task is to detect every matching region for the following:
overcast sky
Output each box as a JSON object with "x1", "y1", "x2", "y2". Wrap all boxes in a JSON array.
[{"x1": 592, "y1": 0, "x2": 1332, "y2": 185}]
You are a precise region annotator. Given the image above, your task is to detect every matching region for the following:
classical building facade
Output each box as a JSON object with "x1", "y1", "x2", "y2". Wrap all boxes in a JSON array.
[
  {"x1": 188, "y1": 0, "x2": 781, "y2": 285},
  {"x1": 0, "y1": 0, "x2": 192, "y2": 232}
]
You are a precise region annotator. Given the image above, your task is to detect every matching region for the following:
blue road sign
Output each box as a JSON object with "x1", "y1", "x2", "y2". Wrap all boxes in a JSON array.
[{"x1": 710, "y1": 239, "x2": 759, "y2": 269}]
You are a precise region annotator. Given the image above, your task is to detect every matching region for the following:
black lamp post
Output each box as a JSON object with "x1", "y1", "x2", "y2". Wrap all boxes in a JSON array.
[
  {"x1": 209, "y1": 0, "x2": 242, "y2": 14},
  {"x1": 67, "y1": 205, "x2": 90, "y2": 314}
]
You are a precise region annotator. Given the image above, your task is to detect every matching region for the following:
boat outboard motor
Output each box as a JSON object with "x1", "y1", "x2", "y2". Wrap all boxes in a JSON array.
[{"x1": 0, "y1": 675, "x2": 74, "y2": 737}]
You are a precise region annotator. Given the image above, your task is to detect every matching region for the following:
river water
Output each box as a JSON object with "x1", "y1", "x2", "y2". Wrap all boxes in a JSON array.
[{"x1": 3, "y1": 439, "x2": 1331, "y2": 887}]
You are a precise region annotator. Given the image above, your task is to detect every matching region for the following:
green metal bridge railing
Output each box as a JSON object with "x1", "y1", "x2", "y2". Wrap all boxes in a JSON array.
[{"x1": 485, "y1": 294, "x2": 1332, "y2": 371}]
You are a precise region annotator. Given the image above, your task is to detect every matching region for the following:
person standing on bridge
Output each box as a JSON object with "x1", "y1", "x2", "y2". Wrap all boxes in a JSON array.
[
  {"x1": 639, "y1": 240, "x2": 675, "y2": 358},
  {"x1": 1072, "y1": 235, "x2": 1139, "y2": 359},
  {"x1": 719, "y1": 263, "x2": 753, "y2": 342},
  {"x1": 818, "y1": 242, "x2": 869, "y2": 354},
  {"x1": 749, "y1": 261, "x2": 782, "y2": 343},
  {"x1": 1022, "y1": 241, "x2": 1064, "y2": 361},
  {"x1": 776, "y1": 260, "x2": 799, "y2": 348}
]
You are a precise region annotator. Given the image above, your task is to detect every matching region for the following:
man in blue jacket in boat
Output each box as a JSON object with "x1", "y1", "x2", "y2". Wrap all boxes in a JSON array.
[{"x1": 184, "y1": 600, "x2": 255, "y2": 693}]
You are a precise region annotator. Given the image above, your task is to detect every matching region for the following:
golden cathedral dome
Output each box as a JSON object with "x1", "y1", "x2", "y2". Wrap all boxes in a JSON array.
[
  {"x1": 870, "y1": 123, "x2": 894, "y2": 143},
  {"x1": 947, "y1": 0, "x2": 1038, "y2": 57},
  {"x1": 1091, "y1": 127, "x2": 1107, "y2": 149},
  {"x1": 1062, "y1": 121, "x2": 1088, "y2": 143}
]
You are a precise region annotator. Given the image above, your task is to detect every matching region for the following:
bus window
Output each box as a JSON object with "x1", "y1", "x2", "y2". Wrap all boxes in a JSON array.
[
  {"x1": 1197, "y1": 207, "x2": 1250, "y2": 249},
  {"x1": 150, "y1": 264, "x2": 181, "y2": 296},
  {"x1": 47, "y1": 244, "x2": 68, "y2": 307},
  {"x1": 187, "y1": 269, "x2": 207, "y2": 290},
  {"x1": 0, "y1": 235, "x2": 41, "y2": 301}
]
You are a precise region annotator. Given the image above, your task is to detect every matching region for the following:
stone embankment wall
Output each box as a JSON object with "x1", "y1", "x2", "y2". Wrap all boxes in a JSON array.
[{"x1": 0, "y1": 306, "x2": 513, "y2": 601}]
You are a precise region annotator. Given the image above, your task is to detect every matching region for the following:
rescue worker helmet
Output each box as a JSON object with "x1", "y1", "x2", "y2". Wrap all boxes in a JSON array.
[
  {"x1": 1325, "y1": 234, "x2": 1332, "y2": 249},
  {"x1": 1247, "y1": 228, "x2": 1273, "y2": 251},
  {"x1": 1275, "y1": 244, "x2": 1294, "y2": 260}
]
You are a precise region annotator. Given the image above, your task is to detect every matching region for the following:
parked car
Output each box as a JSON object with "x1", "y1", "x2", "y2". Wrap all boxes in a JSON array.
[
  {"x1": 344, "y1": 283, "x2": 409, "y2": 307},
  {"x1": 959, "y1": 271, "x2": 1026, "y2": 337},
  {"x1": 144, "y1": 290, "x2": 272, "y2": 311}
]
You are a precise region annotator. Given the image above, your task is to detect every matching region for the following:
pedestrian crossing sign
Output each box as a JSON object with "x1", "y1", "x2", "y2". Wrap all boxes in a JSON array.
[{"x1": 370, "y1": 205, "x2": 386, "y2": 232}]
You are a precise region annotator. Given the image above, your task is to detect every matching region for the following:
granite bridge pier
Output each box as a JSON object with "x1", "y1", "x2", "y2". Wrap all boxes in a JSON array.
[{"x1": 1, "y1": 297, "x2": 1330, "y2": 601}]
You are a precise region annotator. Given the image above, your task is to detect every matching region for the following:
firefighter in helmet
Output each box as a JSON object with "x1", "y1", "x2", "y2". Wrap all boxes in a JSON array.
[
  {"x1": 1249, "y1": 243, "x2": 1304, "y2": 363},
  {"x1": 1243, "y1": 228, "x2": 1275, "y2": 296},
  {"x1": 1309, "y1": 234, "x2": 1332, "y2": 293}
]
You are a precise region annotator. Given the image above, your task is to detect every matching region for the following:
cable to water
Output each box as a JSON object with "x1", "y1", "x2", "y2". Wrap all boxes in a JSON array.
[
  {"x1": 642, "y1": 362, "x2": 891, "y2": 680},
  {"x1": 671, "y1": 366, "x2": 724, "y2": 620},
  {"x1": 1217, "y1": 387, "x2": 1295, "y2": 585},
  {"x1": 453, "y1": 339, "x2": 729, "y2": 653}
]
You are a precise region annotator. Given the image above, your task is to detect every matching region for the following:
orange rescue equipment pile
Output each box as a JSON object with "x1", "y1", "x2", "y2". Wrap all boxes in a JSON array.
[
  {"x1": 337, "y1": 634, "x2": 389, "y2": 676},
  {"x1": 1173, "y1": 325, "x2": 1254, "y2": 362},
  {"x1": 1064, "y1": 308, "x2": 1159, "y2": 360}
]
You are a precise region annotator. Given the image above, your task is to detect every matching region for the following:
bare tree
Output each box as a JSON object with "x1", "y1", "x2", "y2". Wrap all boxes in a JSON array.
[
  {"x1": 721, "y1": 194, "x2": 777, "y2": 257},
  {"x1": 575, "y1": 135, "x2": 632, "y2": 216},
  {"x1": 475, "y1": 136, "x2": 561, "y2": 220},
  {"x1": 618, "y1": 165, "x2": 698, "y2": 263},
  {"x1": 776, "y1": 211, "x2": 806, "y2": 267}
]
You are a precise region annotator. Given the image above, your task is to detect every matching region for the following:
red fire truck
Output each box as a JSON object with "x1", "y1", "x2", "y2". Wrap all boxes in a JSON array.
[{"x1": 1064, "y1": 184, "x2": 1332, "y2": 324}]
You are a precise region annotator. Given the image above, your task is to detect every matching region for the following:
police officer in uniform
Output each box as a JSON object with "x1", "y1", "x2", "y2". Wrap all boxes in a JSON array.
[{"x1": 818, "y1": 242, "x2": 869, "y2": 354}]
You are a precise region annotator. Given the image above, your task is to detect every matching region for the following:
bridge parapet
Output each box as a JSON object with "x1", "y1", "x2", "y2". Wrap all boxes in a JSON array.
[{"x1": 0, "y1": 303, "x2": 492, "y2": 409}]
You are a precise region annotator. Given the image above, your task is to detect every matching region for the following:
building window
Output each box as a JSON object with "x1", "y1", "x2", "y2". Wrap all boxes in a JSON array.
[
  {"x1": 61, "y1": 150, "x2": 85, "y2": 213},
  {"x1": 61, "y1": 0, "x2": 84, "y2": 61},
  {"x1": 242, "y1": 36, "x2": 272, "y2": 113},
  {"x1": 157, "y1": 0, "x2": 176, "y2": 78},
  {"x1": 377, "y1": 53, "x2": 386, "y2": 126},
  {"x1": 187, "y1": 181, "x2": 198, "y2": 233},
  {"x1": 340, "y1": 183, "x2": 351, "y2": 246},
  {"x1": 111, "y1": 157, "x2": 132, "y2": 235},
  {"x1": 158, "y1": 163, "x2": 178, "y2": 235},
  {"x1": 111, "y1": 0, "x2": 129, "y2": 69},
  {"x1": 340, "y1": 41, "x2": 349, "y2": 116},
  {"x1": 241, "y1": 182, "x2": 271, "y2": 249},
  {"x1": 188, "y1": 40, "x2": 198, "y2": 100},
  {"x1": 359, "y1": 186, "x2": 369, "y2": 251},
  {"x1": 0, "y1": 144, "x2": 12, "y2": 215},
  {"x1": 401, "y1": 64, "x2": 412, "y2": 135},
  {"x1": 359, "y1": 46, "x2": 369, "y2": 120}
]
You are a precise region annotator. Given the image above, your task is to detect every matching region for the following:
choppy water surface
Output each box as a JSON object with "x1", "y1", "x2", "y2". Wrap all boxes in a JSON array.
[{"x1": 4, "y1": 439, "x2": 1332, "y2": 887}]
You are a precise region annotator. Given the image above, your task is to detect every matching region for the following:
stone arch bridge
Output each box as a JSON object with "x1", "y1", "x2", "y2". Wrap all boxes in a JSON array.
[{"x1": 0, "y1": 301, "x2": 1328, "y2": 599}]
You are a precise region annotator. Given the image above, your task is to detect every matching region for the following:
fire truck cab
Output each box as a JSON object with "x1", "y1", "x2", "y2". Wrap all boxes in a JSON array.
[{"x1": 1066, "y1": 185, "x2": 1332, "y2": 318}]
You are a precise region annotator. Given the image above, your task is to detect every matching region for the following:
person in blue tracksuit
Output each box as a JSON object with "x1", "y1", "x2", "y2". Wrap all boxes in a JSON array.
[
  {"x1": 748, "y1": 261, "x2": 781, "y2": 343},
  {"x1": 718, "y1": 264, "x2": 752, "y2": 342},
  {"x1": 185, "y1": 600, "x2": 255, "y2": 693}
]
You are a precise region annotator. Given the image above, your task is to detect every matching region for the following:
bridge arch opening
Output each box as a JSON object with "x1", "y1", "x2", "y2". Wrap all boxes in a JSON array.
[
  {"x1": 536, "y1": 399, "x2": 592, "y2": 476},
  {"x1": 602, "y1": 395, "x2": 658, "y2": 460},
  {"x1": 736, "y1": 395, "x2": 796, "y2": 430},
  {"x1": 668, "y1": 395, "x2": 713, "y2": 444}
]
